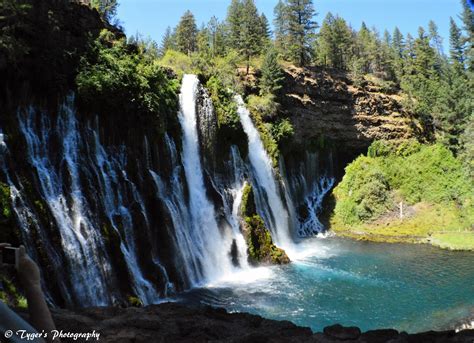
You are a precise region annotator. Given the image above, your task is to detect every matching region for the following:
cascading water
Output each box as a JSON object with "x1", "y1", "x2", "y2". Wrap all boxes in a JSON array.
[
  {"x1": 18, "y1": 102, "x2": 112, "y2": 306},
  {"x1": 235, "y1": 96, "x2": 293, "y2": 250},
  {"x1": 161, "y1": 74, "x2": 233, "y2": 284},
  {"x1": 15, "y1": 97, "x2": 165, "y2": 306},
  {"x1": 88, "y1": 127, "x2": 160, "y2": 303},
  {"x1": 283, "y1": 152, "x2": 335, "y2": 236}
]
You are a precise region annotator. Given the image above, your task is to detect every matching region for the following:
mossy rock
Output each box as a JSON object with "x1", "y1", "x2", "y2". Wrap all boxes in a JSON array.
[
  {"x1": 244, "y1": 215, "x2": 290, "y2": 265},
  {"x1": 240, "y1": 182, "x2": 256, "y2": 218},
  {"x1": 0, "y1": 275, "x2": 27, "y2": 309}
]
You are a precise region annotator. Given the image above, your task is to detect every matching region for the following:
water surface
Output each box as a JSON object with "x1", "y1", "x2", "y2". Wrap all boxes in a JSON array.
[{"x1": 177, "y1": 238, "x2": 474, "y2": 333}]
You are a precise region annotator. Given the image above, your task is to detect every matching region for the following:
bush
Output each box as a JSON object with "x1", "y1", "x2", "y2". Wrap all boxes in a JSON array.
[
  {"x1": 77, "y1": 30, "x2": 179, "y2": 125},
  {"x1": 334, "y1": 157, "x2": 393, "y2": 224},
  {"x1": 159, "y1": 49, "x2": 195, "y2": 77},
  {"x1": 333, "y1": 140, "x2": 473, "y2": 225}
]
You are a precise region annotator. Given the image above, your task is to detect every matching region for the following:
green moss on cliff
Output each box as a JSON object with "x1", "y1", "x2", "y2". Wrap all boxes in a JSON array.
[
  {"x1": 244, "y1": 215, "x2": 290, "y2": 265},
  {"x1": 0, "y1": 275, "x2": 27, "y2": 309},
  {"x1": 240, "y1": 183, "x2": 256, "y2": 218},
  {"x1": 240, "y1": 183, "x2": 290, "y2": 265},
  {"x1": 0, "y1": 182, "x2": 12, "y2": 219},
  {"x1": 331, "y1": 140, "x2": 474, "y2": 250}
]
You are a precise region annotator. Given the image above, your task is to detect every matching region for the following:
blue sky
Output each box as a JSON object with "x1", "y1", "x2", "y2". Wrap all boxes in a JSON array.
[{"x1": 117, "y1": 0, "x2": 465, "y2": 53}]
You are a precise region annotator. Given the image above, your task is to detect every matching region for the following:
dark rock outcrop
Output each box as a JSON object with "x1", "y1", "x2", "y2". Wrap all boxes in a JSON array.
[{"x1": 17, "y1": 303, "x2": 474, "y2": 343}]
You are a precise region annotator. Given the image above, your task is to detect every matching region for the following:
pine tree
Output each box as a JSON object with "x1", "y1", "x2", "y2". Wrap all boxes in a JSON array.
[
  {"x1": 259, "y1": 13, "x2": 272, "y2": 43},
  {"x1": 450, "y1": 17, "x2": 465, "y2": 68},
  {"x1": 160, "y1": 26, "x2": 176, "y2": 56},
  {"x1": 428, "y1": 20, "x2": 444, "y2": 56},
  {"x1": 392, "y1": 27, "x2": 405, "y2": 58},
  {"x1": 240, "y1": 0, "x2": 262, "y2": 73},
  {"x1": 273, "y1": 0, "x2": 289, "y2": 56},
  {"x1": 260, "y1": 48, "x2": 285, "y2": 95},
  {"x1": 176, "y1": 10, "x2": 198, "y2": 55},
  {"x1": 285, "y1": 0, "x2": 318, "y2": 66},
  {"x1": 460, "y1": 0, "x2": 474, "y2": 71},
  {"x1": 383, "y1": 30, "x2": 391, "y2": 46},
  {"x1": 227, "y1": 0, "x2": 244, "y2": 49},
  {"x1": 208, "y1": 16, "x2": 226, "y2": 57},
  {"x1": 316, "y1": 13, "x2": 351, "y2": 69}
]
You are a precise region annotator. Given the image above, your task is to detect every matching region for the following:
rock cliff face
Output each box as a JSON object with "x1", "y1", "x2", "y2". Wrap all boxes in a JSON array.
[
  {"x1": 280, "y1": 66, "x2": 424, "y2": 152},
  {"x1": 17, "y1": 303, "x2": 474, "y2": 343}
]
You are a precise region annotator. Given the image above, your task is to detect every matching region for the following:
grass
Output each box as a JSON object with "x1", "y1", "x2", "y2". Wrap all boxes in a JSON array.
[
  {"x1": 331, "y1": 140, "x2": 474, "y2": 250},
  {"x1": 332, "y1": 199, "x2": 474, "y2": 250}
]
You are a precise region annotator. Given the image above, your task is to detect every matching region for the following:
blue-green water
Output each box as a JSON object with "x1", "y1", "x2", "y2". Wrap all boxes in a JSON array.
[{"x1": 177, "y1": 238, "x2": 474, "y2": 333}]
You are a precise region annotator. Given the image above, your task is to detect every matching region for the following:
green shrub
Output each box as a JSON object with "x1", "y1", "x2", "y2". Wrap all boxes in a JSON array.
[
  {"x1": 77, "y1": 30, "x2": 179, "y2": 126},
  {"x1": 334, "y1": 156, "x2": 393, "y2": 224},
  {"x1": 333, "y1": 141, "x2": 473, "y2": 225},
  {"x1": 159, "y1": 49, "x2": 195, "y2": 77},
  {"x1": 247, "y1": 94, "x2": 279, "y2": 120}
]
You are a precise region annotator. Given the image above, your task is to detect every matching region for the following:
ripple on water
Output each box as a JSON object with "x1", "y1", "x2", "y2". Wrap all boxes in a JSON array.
[{"x1": 177, "y1": 237, "x2": 474, "y2": 333}]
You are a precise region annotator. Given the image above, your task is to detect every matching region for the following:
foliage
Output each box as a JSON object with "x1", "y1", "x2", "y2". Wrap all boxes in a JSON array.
[
  {"x1": 159, "y1": 49, "x2": 195, "y2": 77},
  {"x1": 245, "y1": 215, "x2": 287, "y2": 264},
  {"x1": 333, "y1": 141, "x2": 473, "y2": 226},
  {"x1": 206, "y1": 76, "x2": 239, "y2": 128},
  {"x1": 333, "y1": 156, "x2": 393, "y2": 224},
  {"x1": 176, "y1": 10, "x2": 198, "y2": 55},
  {"x1": 247, "y1": 94, "x2": 279, "y2": 119},
  {"x1": 271, "y1": 118, "x2": 294, "y2": 146},
  {"x1": 259, "y1": 48, "x2": 285, "y2": 95},
  {"x1": 90, "y1": 0, "x2": 118, "y2": 22},
  {"x1": 0, "y1": 0, "x2": 31, "y2": 68},
  {"x1": 77, "y1": 29, "x2": 179, "y2": 126},
  {"x1": 274, "y1": 0, "x2": 318, "y2": 66},
  {"x1": 0, "y1": 182, "x2": 11, "y2": 219},
  {"x1": 316, "y1": 13, "x2": 352, "y2": 69},
  {"x1": 240, "y1": 182, "x2": 256, "y2": 217}
]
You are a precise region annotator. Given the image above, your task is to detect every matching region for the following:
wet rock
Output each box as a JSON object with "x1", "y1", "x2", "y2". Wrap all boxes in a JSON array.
[
  {"x1": 323, "y1": 324, "x2": 361, "y2": 340},
  {"x1": 359, "y1": 329, "x2": 399, "y2": 342}
]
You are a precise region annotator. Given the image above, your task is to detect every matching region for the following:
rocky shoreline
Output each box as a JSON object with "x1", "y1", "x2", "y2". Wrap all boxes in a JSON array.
[{"x1": 16, "y1": 302, "x2": 474, "y2": 342}]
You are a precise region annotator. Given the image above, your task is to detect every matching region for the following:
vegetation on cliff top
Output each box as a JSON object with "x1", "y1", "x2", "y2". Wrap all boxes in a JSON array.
[
  {"x1": 76, "y1": 29, "x2": 179, "y2": 134},
  {"x1": 331, "y1": 140, "x2": 474, "y2": 250}
]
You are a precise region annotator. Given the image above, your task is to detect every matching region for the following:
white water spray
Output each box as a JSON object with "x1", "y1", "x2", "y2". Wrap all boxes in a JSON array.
[{"x1": 235, "y1": 95, "x2": 293, "y2": 251}]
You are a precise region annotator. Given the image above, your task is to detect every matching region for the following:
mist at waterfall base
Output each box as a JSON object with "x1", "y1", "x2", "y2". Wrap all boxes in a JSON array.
[{"x1": 177, "y1": 238, "x2": 474, "y2": 334}]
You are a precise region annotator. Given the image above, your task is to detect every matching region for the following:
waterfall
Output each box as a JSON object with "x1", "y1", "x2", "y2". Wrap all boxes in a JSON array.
[
  {"x1": 18, "y1": 103, "x2": 112, "y2": 306},
  {"x1": 283, "y1": 152, "x2": 335, "y2": 237},
  {"x1": 172, "y1": 74, "x2": 232, "y2": 284},
  {"x1": 15, "y1": 97, "x2": 165, "y2": 306},
  {"x1": 89, "y1": 128, "x2": 160, "y2": 303},
  {"x1": 235, "y1": 96, "x2": 293, "y2": 250}
]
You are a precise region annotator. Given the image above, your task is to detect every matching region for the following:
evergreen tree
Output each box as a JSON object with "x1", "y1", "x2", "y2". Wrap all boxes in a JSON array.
[
  {"x1": 91, "y1": 0, "x2": 118, "y2": 22},
  {"x1": 273, "y1": 0, "x2": 289, "y2": 56},
  {"x1": 197, "y1": 24, "x2": 211, "y2": 56},
  {"x1": 285, "y1": 0, "x2": 318, "y2": 66},
  {"x1": 383, "y1": 30, "x2": 391, "y2": 46},
  {"x1": 449, "y1": 17, "x2": 465, "y2": 68},
  {"x1": 208, "y1": 16, "x2": 226, "y2": 57},
  {"x1": 176, "y1": 10, "x2": 198, "y2": 55},
  {"x1": 316, "y1": 13, "x2": 352, "y2": 69},
  {"x1": 227, "y1": 0, "x2": 244, "y2": 49},
  {"x1": 428, "y1": 20, "x2": 444, "y2": 56},
  {"x1": 392, "y1": 27, "x2": 405, "y2": 58},
  {"x1": 259, "y1": 13, "x2": 272, "y2": 43},
  {"x1": 260, "y1": 48, "x2": 285, "y2": 95},
  {"x1": 460, "y1": 0, "x2": 474, "y2": 71},
  {"x1": 240, "y1": 0, "x2": 262, "y2": 73},
  {"x1": 159, "y1": 26, "x2": 176, "y2": 56}
]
